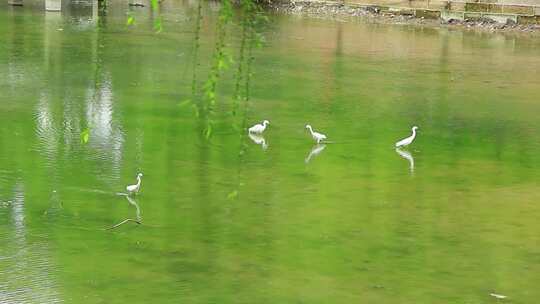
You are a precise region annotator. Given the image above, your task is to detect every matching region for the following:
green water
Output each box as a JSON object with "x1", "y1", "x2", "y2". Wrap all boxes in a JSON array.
[{"x1": 1, "y1": 2, "x2": 540, "y2": 303}]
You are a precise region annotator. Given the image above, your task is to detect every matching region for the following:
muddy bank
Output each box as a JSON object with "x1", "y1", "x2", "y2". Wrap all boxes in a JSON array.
[{"x1": 270, "y1": 1, "x2": 540, "y2": 35}]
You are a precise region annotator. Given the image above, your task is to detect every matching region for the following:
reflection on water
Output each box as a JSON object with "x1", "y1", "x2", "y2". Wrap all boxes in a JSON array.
[
  {"x1": 85, "y1": 72, "x2": 124, "y2": 179},
  {"x1": 35, "y1": 93, "x2": 59, "y2": 167},
  {"x1": 305, "y1": 144, "x2": 326, "y2": 163},
  {"x1": 2, "y1": 3, "x2": 540, "y2": 303},
  {"x1": 10, "y1": 183, "x2": 25, "y2": 243},
  {"x1": 0, "y1": 183, "x2": 61, "y2": 303},
  {"x1": 248, "y1": 133, "x2": 268, "y2": 150},
  {"x1": 395, "y1": 148, "x2": 414, "y2": 173},
  {"x1": 126, "y1": 195, "x2": 142, "y2": 222}
]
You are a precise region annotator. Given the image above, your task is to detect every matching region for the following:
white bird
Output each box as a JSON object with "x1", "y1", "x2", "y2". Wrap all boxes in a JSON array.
[
  {"x1": 305, "y1": 124, "x2": 327, "y2": 143},
  {"x1": 248, "y1": 133, "x2": 268, "y2": 150},
  {"x1": 248, "y1": 120, "x2": 270, "y2": 134},
  {"x1": 395, "y1": 126, "x2": 419, "y2": 148},
  {"x1": 126, "y1": 173, "x2": 143, "y2": 195}
]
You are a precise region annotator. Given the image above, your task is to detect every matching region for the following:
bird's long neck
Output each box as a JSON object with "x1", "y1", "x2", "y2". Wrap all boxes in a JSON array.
[
  {"x1": 411, "y1": 129, "x2": 417, "y2": 139},
  {"x1": 136, "y1": 176, "x2": 142, "y2": 187},
  {"x1": 308, "y1": 127, "x2": 314, "y2": 135}
]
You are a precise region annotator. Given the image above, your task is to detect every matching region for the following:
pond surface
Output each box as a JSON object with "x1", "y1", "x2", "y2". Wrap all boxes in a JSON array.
[{"x1": 1, "y1": 2, "x2": 540, "y2": 303}]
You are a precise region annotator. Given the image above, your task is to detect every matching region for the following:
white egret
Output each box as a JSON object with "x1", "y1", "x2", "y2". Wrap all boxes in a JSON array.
[
  {"x1": 305, "y1": 125, "x2": 327, "y2": 143},
  {"x1": 248, "y1": 133, "x2": 268, "y2": 150},
  {"x1": 305, "y1": 144, "x2": 326, "y2": 163},
  {"x1": 395, "y1": 126, "x2": 419, "y2": 148},
  {"x1": 126, "y1": 173, "x2": 143, "y2": 195},
  {"x1": 248, "y1": 120, "x2": 270, "y2": 134},
  {"x1": 396, "y1": 148, "x2": 414, "y2": 173}
]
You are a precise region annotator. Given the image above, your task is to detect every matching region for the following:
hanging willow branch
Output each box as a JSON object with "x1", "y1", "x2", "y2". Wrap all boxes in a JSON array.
[{"x1": 201, "y1": 0, "x2": 233, "y2": 139}]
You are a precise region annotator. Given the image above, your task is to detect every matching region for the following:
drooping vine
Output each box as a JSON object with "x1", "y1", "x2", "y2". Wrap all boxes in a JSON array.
[{"x1": 201, "y1": 0, "x2": 234, "y2": 139}]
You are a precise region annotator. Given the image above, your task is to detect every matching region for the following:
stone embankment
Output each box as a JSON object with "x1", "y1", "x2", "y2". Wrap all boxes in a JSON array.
[{"x1": 272, "y1": 0, "x2": 540, "y2": 33}]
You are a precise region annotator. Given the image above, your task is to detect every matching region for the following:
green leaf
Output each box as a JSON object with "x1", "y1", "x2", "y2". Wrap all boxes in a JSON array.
[
  {"x1": 204, "y1": 125, "x2": 212, "y2": 139},
  {"x1": 154, "y1": 18, "x2": 162, "y2": 33},
  {"x1": 227, "y1": 190, "x2": 238, "y2": 200},
  {"x1": 81, "y1": 129, "x2": 89, "y2": 144},
  {"x1": 127, "y1": 16, "x2": 134, "y2": 26},
  {"x1": 218, "y1": 58, "x2": 225, "y2": 70}
]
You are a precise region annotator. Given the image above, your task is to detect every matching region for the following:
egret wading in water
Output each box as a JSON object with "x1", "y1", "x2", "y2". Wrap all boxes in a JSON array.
[
  {"x1": 395, "y1": 126, "x2": 419, "y2": 148},
  {"x1": 248, "y1": 120, "x2": 270, "y2": 134},
  {"x1": 126, "y1": 173, "x2": 143, "y2": 195},
  {"x1": 305, "y1": 125, "x2": 327, "y2": 143}
]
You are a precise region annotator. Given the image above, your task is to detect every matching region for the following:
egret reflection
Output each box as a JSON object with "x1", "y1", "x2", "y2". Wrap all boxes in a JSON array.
[
  {"x1": 107, "y1": 194, "x2": 142, "y2": 230},
  {"x1": 395, "y1": 148, "x2": 414, "y2": 173},
  {"x1": 125, "y1": 195, "x2": 142, "y2": 222},
  {"x1": 248, "y1": 133, "x2": 268, "y2": 150},
  {"x1": 305, "y1": 144, "x2": 326, "y2": 163}
]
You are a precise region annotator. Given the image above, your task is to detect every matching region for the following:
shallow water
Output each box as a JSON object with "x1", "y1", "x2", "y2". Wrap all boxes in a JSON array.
[{"x1": 1, "y1": 2, "x2": 540, "y2": 303}]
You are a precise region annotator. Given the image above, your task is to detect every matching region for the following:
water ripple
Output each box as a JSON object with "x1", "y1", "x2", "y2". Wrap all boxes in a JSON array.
[{"x1": 0, "y1": 182, "x2": 62, "y2": 303}]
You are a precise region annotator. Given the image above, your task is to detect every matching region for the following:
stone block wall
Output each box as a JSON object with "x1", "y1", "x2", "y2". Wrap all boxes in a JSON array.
[{"x1": 344, "y1": 0, "x2": 540, "y2": 23}]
